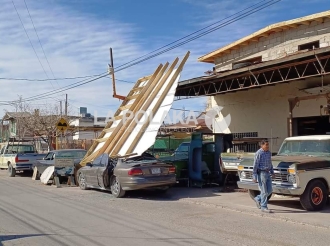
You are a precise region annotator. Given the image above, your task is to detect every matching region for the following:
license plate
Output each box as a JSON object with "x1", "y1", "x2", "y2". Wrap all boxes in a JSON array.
[{"x1": 151, "y1": 168, "x2": 161, "y2": 174}]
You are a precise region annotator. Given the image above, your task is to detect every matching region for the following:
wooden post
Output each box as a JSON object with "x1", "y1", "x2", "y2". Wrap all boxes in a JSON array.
[{"x1": 110, "y1": 48, "x2": 126, "y2": 100}]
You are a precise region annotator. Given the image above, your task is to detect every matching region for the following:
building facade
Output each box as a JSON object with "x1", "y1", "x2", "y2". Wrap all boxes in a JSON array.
[{"x1": 176, "y1": 11, "x2": 330, "y2": 152}]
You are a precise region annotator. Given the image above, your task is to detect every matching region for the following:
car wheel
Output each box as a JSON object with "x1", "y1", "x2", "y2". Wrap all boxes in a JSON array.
[
  {"x1": 78, "y1": 173, "x2": 88, "y2": 190},
  {"x1": 300, "y1": 180, "x2": 327, "y2": 211},
  {"x1": 111, "y1": 176, "x2": 125, "y2": 198},
  {"x1": 8, "y1": 164, "x2": 15, "y2": 177},
  {"x1": 248, "y1": 190, "x2": 272, "y2": 201}
]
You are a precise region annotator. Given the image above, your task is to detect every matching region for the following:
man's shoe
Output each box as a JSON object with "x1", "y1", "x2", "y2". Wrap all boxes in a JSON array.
[
  {"x1": 254, "y1": 198, "x2": 261, "y2": 209},
  {"x1": 261, "y1": 208, "x2": 272, "y2": 213}
]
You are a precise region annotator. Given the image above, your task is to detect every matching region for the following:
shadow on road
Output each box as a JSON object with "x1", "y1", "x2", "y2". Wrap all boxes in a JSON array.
[
  {"x1": 268, "y1": 198, "x2": 330, "y2": 213},
  {"x1": 123, "y1": 186, "x2": 223, "y2": 201},
  {"x1": 0, "y1": 234, "x2": 51, "y2": 245}
]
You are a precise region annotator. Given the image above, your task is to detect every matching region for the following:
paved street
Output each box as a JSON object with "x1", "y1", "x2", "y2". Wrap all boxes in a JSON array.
[{"x1": 1, "y1": 171, "x2": 330, "y2": 246}]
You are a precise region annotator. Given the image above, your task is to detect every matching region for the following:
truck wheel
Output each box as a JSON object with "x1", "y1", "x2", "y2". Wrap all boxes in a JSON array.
[
  {"x1": 300, "y1": 180, "x2": 327, "y2": 211},
  {"x1": 111, "y1": 176, "x2": 125, "y2": 198},
  {"x1": 8, "y1": 164, "x2": 16, "y2": 177},
  {"x1": 248, "y1": 190, "x2": 272, "y2": 201}
]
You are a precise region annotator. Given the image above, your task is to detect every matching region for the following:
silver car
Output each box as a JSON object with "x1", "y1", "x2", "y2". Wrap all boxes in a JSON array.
[
  {"x1": 77, "y1": 153, "x2": 176, "y2": 198},
  {"x1": 33, "y1": 149, "x2": 87, "y2": 177}
]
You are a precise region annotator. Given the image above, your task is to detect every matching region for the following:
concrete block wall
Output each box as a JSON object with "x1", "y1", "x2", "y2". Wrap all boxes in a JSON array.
[
  {"x1": 215, "y1": 18, "x2": 330, "y2": 72},
  {"x1": 210, "y1": 76, "x2": 330, "y2": 152}
]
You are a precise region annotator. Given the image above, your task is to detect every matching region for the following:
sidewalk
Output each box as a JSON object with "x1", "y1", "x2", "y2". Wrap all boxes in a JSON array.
[{"x1": 169, "y1": 187, "x2": 330, "y2": 229}]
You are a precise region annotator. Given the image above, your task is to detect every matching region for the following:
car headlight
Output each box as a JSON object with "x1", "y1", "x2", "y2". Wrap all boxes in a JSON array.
[
  {"x1": 287, "y1": 174, "x2": 296, "y2": 184},
  {"x1": 241, "y1": 171, "x2": 246, "y2": 178}
]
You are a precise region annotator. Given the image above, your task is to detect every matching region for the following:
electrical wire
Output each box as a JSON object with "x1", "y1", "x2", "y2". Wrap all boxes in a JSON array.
[
  {"x1": 23, "y1": 0, "x2": 58, "y2": 85},
  {"x1": 114, "y1": 0, "x2": 274, "y2": 70},
  {"x1": 11, "y1": 0, "x2": 54, "y2": 88},
  {"x1": 4, "y1": 0, "x2": 280, "y2": 104},
  {"x1": 0, "y1": 73, "x2": 105, "y2": 81},
  {"x1": 114, "y1": 0, "x2": 281, "y2": 73}
]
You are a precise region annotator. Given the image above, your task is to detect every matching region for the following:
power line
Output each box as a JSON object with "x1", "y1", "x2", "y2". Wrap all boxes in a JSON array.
[
  {"x1": 23, "y1": 0, "x2": 58, "y2": 84},
  {"x1": 114, "y1": 0, "x2": 281, "y2": 73},
  {"x1": 11, "y1": 0, "x2": 54, "y2": 89},
  {"x1": 0, "y1": 73, "x2": 107, "y2": 82},
  {"x1": 20, "y1": 73, "x2": 109, "y2": 102},
  {"x1": 171, "y1": 108, "x2": 204, "y2": 113},
  {"x1": 115, "y1": 0, "x2": 273, "y2": 70},
  {"x1": 0, "y1": 76, "x2": 134, "y2": 83},
  {"x1": 4, "y1": 0, "x2": 279, "y2": 104}
]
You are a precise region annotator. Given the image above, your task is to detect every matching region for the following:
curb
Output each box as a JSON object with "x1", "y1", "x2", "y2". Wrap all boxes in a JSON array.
[{"x1": 180, "y1": 198, "x2": 330, "y2": 230}]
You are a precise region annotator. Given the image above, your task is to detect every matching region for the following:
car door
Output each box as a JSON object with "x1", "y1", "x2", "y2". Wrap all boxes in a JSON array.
[
  {"x1": 86, "y1": 155, "x2": 103, "y2": 187},
  {"x1": 97, "y1": 154, "x2": 109, "y2": 188},
  {"x1": 0, "y1": 146, "x2": 5, "y2": 168}
]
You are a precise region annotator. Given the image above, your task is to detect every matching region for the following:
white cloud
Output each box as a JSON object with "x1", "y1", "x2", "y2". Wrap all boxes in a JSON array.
[{"x1": 2, "y1": 0, "x2": 324, "y2": 119}]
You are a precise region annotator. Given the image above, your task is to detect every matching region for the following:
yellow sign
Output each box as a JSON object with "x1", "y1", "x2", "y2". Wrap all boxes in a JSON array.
[{"x1": 56, "y1": 118, "x2": 68, "y2": 132}]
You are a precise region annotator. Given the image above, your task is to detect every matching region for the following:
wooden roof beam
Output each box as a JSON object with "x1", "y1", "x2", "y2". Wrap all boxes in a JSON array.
[
  {"x1": 314, "y1": 18, "x2": 324, "y2": 23},
  {"x1": 259, "y1": 33, "x2": 269, "y2": 38},
  {"x1": 300, "y1": 21, "x2": 311, "y2": 25}
]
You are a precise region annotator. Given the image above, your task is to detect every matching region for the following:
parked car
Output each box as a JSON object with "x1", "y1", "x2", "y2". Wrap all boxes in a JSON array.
[
  {"x1": 33, "y1": 149, "x2": 87, "y2": 177},
  {"x1": 237, "y1": 135, "x2": 330, "y2": 211},
  {"x1": 77, "y1": 152, "x2": 176, "y2": 198},
  {"x1": 0, "y1": 141, "x2": 46, "y2": 177}
]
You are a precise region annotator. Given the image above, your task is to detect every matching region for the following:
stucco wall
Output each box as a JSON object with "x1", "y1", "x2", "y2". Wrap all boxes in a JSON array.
[
  {"x1": 211, "y1": 77, "x2": 330, "y2": 152},
  {"x1": 214, "y1": 18, "x2": 330, "y2": 71}
]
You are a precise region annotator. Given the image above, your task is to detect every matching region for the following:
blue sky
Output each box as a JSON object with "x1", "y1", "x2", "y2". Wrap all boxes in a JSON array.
[{"x1": 0, "y1": 0, "x2": 330, "y2": 118}]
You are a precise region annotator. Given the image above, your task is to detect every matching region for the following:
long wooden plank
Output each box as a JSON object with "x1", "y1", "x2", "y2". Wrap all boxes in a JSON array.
[
  {"x1": 119, "y1": 104, "x2": 134, "y2": 111},
  {"x1": 82, "y1": 63, "x2": 166, "y2": 164},
  {"x1": 103, "y1": 127, "x2": 116, "y2": 133},
  {"x1": 108, "y1": 59, "x2": 179, "y2": 156},
  {"x1": 94, "y1": 137, "x2": 109, "y2": 143},
  {"x1": 103, "y1": 62, "x2": 172, "y2": 156},
  {"x1": 126, "y1": 94, "x2": 139, "y2": 100},
  {"x1": 81, "y1": 67, "x2": 162, "y2": 164},
  {"x1": 126, "y1": 51, "x2": 190, "y2": 155}
]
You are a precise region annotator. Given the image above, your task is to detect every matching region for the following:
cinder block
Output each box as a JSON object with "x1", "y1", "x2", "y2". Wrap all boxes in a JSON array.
[{"x1": 320, "y1": 42, "x2": 329, "y2": 48}]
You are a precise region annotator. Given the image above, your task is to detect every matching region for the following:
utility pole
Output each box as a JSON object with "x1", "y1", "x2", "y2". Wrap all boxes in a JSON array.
[
  {"x1": 60, "y1": 101, "x2": 62, "y2": 116},
  {"x1": 65, "y1": 94, "x2": 68, "y2": 116},
  {"x1": 109, "y1": 48, "x2": 126, "y2": 100}
]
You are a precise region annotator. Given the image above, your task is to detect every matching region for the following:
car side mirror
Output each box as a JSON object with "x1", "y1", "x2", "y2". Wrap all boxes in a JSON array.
[{"x1": 86, "y1": 163, "x2": 93, "y2": 167}]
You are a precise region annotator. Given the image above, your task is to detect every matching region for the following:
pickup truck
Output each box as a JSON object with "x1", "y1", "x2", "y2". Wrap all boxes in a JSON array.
[
  {"x1": 237, "y1": 135, "x2": 330, "y2": 211},
  {"x1": 0, "y1": 142, "x2": 46, "y2": 177},
  {"x1": 33, "y1": 149, "x2": 87, "y2": 178}
]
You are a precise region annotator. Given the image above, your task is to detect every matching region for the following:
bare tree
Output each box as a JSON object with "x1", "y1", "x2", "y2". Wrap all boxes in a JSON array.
[{"x1": 4, "y1": 96, "x2": 74, "y2": 150}]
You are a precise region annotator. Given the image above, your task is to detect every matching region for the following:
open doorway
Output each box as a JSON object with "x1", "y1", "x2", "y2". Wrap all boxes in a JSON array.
[{"x1": 293, "y1": 116, "x2": 330, "y2": 136}]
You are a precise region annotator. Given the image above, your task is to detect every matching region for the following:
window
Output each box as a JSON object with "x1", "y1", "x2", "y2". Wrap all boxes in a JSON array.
[
  {"x1": 7, "y1": 145, "x2": 35, "y2": 154},
  {"x1": 298, "y1": 41, "x2": 320, "y2": 51},
  {"x1": 278, "y1": 139, "x2": 330, "y2": 156},
  {"x1": 44, "y1": 152, "x2": 54, "y2": 160},
  {"x1": 0, "y1": 147, "x2": 5, "y2": 155},
  {"x1": 56, "y1": 150, "x2": 86, "y2": 158},
  {"x1": 233, "y1": 57, "x2": 262, "y2": 69},
  {"x1": 92, "y1": 154, "x2": 103, "y2": 166}
]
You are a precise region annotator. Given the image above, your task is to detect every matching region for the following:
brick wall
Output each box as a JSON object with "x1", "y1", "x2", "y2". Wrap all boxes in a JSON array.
[{"x1": 214, "y1": 18, "x2": 330, "y2": 71}]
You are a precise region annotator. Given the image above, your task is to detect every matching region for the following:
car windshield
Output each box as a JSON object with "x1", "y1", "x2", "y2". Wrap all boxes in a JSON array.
[
  {"x1": 7, "y1": 145, "x2": 35, "y2": 154},
  {"x1": 278, "y1": 139, "x2": 330, "y2": 156},
  {"x1": 57, "y1": 150, "x2": 87, "y2": 159},
  {"x1": 175, "y1": 143, "x2": 190, "y2": 154}
]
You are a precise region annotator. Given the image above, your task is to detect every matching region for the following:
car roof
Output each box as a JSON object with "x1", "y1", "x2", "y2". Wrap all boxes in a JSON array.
[
  {"x1": 285, "y1": 135, "x2": 330, "y2": 141},
  {"x1": 51, "y1": 149, "x2": 86, "y2": 153}
]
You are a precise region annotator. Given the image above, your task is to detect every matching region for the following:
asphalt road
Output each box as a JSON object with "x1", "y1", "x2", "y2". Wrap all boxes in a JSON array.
[{"x1": 1, "y1": 171, "x2": 330, "y2": 246}]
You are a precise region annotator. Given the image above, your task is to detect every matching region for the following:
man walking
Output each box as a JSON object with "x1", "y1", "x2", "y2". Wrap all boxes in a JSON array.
[{"x1": 252, "y1": 140, "x2": 274, "y2": 213}]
